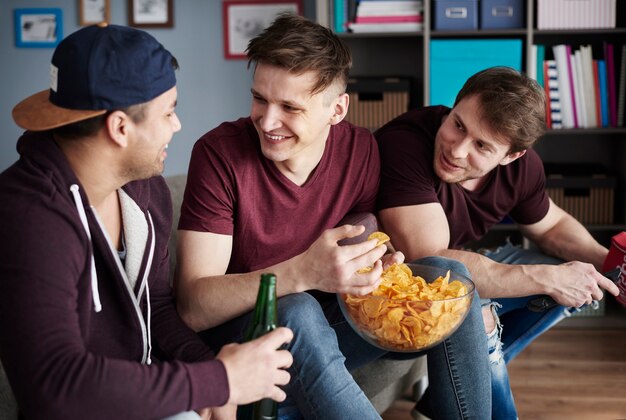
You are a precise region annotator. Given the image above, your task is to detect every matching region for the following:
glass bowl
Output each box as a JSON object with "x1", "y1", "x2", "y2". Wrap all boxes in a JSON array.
[{"x1": 337, "y1": 263, "x2": 475, "y2": 353}]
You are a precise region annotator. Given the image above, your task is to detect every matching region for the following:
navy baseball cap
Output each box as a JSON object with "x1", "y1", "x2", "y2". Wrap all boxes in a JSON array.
[{"x1": 13, "y1": 23, "x2": 176, "y2": 131}]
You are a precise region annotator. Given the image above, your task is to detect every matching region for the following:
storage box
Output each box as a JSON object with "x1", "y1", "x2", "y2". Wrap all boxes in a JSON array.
[
  {"x1": 537, "y1": 0, "x2": 616, "y2": 29},
  {"x1": 434, "y1": 0, "x2": 478, "y2": 30},
  {"x1": 345, "y1": 77, "x2": 410, "y2": 131},
  {"x1": 545, "y1": 164, "x2": 615, "y2": 224},
  {"x1": 481, "y1": 0, "x2": 524, "y2": 29},
  {"x1": 429, "y1": 39, "x2": 522, "y2": 107}
]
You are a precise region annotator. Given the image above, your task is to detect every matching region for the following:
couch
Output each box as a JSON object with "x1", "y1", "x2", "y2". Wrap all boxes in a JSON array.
[{"x1": 0, "y1": 175, "x2": 427, "y2": 418}]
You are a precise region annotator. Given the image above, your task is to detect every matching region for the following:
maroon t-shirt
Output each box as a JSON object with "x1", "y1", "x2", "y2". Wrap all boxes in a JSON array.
[
  {"x1": 375, "y1": 106, "x2": 550, "y2": 249},
  {"x1": 179, "y1": 117, "x2": 380, "y2": 273}
]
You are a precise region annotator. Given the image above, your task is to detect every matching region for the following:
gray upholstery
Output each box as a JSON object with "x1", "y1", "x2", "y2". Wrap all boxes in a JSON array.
[
  {"x1": 0, "y1": 361, "x2": 17, "y2": 419},
  {"x1": 166, "y1": 175, "x2": 427, "y2": 414}
]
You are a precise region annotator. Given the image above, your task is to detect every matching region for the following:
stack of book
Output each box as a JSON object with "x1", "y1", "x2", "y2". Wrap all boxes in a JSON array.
[
  {"x1": 530, "y1": 42, "x2": 626, "y2": 129},
  {"x1": 342, "y1": 0, "x2": 423, "y2": 33}
]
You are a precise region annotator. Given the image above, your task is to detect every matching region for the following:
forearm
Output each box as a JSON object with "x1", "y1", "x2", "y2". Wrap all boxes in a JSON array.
[
  {"x1": 525, "y1": 214, "x2": 608, "y2": 270},
  {"x1": 177, "y1": 256, "x2": 308, "y2": 332},
  {"x1": 436, "y1": 248, "x2": 552, "y2": 298}
]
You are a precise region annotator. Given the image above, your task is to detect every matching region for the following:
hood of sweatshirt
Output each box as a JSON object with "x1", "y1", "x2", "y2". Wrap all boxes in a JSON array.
[{"x1": 6, "y1": 130, "x2": 164, "y2": 364}]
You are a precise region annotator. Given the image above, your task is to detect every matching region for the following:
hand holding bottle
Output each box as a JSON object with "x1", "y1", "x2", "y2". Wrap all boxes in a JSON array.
[{"x1": 216, "y1": 327, "x2": 293, "y2": 406}]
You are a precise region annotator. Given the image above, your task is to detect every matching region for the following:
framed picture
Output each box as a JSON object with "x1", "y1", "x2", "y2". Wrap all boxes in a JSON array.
[
  {"x1": 14, "y1": 8, "x2": 63, "y2": 48},
  {"x1": 223, "y1": 0, "x2": 301, "y2": 59},
  {"x1": 128, "y1": 0, "x2": 173, "y2": 28},
  {"x1": 79, "y1": 0, "x2": 110, "y2": 26}
]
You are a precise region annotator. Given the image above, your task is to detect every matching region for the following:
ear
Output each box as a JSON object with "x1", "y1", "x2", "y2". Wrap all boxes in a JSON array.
[
  {"x1": 329, "y1": 92, "x2": 349, "y2": 126},
  {"x1": 499, "y1": 149, "x2": 526, "y2": 166},
  {"x1": 105, "y1": 110, "x2": 131, "y2": 148}
]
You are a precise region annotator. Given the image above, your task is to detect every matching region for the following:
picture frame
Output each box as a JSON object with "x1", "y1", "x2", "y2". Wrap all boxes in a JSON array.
[
  {"x1": 14, "y1": 8, "x2": 63, "y2": 48},
  {"x1": 79, "y1": 0, "x2": 110, "y2": 26},
  {"x1": 223, "y1": 0, "x2": 301, "y2": 59},
  {"x1": 128, "y1": 0, "x2": 174, "y2": 28}
]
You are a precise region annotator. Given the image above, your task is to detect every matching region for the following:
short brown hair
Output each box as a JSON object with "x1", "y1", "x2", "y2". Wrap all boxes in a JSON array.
[
  {"x1": 246, "y1": 13, "x2": 352, "y2": 95},
  {"x1": 454, "y1": 66, "x2": 546, "y2": 153}
]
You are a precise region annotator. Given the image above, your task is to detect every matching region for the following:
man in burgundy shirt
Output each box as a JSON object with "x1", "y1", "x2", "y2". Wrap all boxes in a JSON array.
[
  {"x1": 376, "y1": 66, "x2": 620, "y2": 418},
  {"x1": 176, "y1": 13, "x2": 492, "y2": 420}
]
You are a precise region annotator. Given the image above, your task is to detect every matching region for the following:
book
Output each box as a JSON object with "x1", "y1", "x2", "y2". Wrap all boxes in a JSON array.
[
  {"x1": 604, "y1": 42, "x2": 617, "y2": 127},
  {"x1": 598, "y1": 60, "x2": 609, "y2": 127},
  {"x1": 356, "y1": 8, "x2": 422, "y2": 16},
  {"x1": 348, "y1": 21, "x2": 423, "y2": 32},
  {"x1": 529, "y1": 45, "x2": 538, "y2": 82},
  {"x1": 536, "y1": 44, "x2": 545, "y2": 88},
  {"x1": 543, "y1": 60, "x2": 552, "y2": 129},
  {"x1": 552, "y1": 45, "x2": 575, "y2": 128},
  {"x1": 357, "y1": 0, "x2": 422, "y2": 9},
  {"x1": 572, "y1": 49, "x2": 586, "y2": 127},
  {"x1": 316, "y1": 0, "x2": 330, "y2": 28},
  {"x1": 580, "y1": 45, "x2": 597, "y2": 127},
  {"x1": 355, "y1": 15, "x2": 422, "y2": 23},
  {"x1": 617, "y1": 44, "x2": 626, "y2": 127},
  {"x1": 593, "y1": 60, "x2": 602, "y2": 127},
  {"x1": 566, "y1": 45, "x2": 579, "y2": 128},
  {"x1": 334, "y1": 0, "x2": 347, "y2": 33},
  {"x1": 546, "y1": 59, "x2": 563, "y2": 129}
]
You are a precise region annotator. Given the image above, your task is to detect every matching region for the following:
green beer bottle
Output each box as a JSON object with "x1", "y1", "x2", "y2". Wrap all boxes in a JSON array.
[{"x1": 243, "y1": 273, "x2": 278, "y2": 420}]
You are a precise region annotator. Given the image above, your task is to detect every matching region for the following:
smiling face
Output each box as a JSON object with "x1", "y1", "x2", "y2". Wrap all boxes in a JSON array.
[
  {"x1": 433, "y1": 95, "x2": 525, "y2": 190},
  {"x1": 250, "y1": 62, "x2": 347, "y2": 183},
  {"x1": 124, "y1": 86, "x2": 181, "y2": 180}
]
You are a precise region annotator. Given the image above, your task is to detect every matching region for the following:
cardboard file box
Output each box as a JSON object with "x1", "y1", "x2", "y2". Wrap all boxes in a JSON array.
[
  {"x1": 481, "y1": 0, "x2": 524, "y2": 29},
  {"x1": 429, "y1": 39, "x2": 522, "y2": 107},
  {"x1": 434, "y1": 0, "x2": 478, "y2": 30},
  {"x1": 345, "y1": 77, "x2": 410, "y2": 131},
  {"x1": 537, "y1": 0, "x2": 616, "y2": 29},
  {"x1": 545, "y1": 164, "x2": 615, "y2": 225}
]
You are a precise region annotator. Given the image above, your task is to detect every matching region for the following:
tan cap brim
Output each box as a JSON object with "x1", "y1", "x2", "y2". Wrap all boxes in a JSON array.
[{"x1": 12, "y1": 89, "x2": 107, "y2": 131}]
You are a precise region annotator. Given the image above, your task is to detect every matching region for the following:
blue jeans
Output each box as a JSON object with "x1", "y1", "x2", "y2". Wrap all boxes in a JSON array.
[
  {"x1": 201, "y1": 256, "x2": 490, "y2": 419},
  {"x1": 480, "y1": 241, "x2": 594, "y2": 419}
]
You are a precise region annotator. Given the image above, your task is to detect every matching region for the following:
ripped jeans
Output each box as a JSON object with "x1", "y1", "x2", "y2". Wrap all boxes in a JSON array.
[{"x1": 479, "y1": 241, "x2": 598, "y2": 419}]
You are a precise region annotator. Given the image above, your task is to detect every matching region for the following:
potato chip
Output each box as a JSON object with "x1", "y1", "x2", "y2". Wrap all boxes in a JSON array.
[
  {"x1": 368, "y1": 231, "x2": 391, "y2": 246},
  {"x1": 356, "y1": 231, "x2": 391, "y2": 274},
  {"x1": 341, "y1": 262, "x2": 473, "y2": 351}
]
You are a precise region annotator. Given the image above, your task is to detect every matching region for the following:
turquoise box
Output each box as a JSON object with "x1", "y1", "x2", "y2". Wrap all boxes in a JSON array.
[{"x1": 429, "y1": 39, "x2": 523, "y2": 107}]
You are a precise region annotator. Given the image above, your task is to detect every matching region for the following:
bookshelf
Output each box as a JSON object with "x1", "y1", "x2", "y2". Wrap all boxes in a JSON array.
[
  {"x1": 314, "y1": 0, "x2": 626, "y2": 228},
  {"x1": 314, "y1": 0, "x2": 626, "y2": 322}
]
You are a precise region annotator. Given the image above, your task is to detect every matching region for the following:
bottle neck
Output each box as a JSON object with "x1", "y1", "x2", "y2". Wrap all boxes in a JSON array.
[{"x1": 246, "y1": 274, "x2": 277, "y2": 341}]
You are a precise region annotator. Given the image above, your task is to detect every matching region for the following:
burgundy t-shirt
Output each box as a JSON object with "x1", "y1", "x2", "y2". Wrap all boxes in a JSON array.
[
  {"x1": 375, "y1": 106, "x2": 550, "y2": 249},
  {"x1": 179, "y1": 117, "x2": 380, "y2": 273}
]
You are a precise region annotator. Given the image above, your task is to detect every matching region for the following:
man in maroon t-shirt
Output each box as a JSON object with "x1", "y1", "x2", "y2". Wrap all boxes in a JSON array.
[
  {"x1": 376, "y1": 66, "x2": 620, "y2": 418},
  {"x1": 175, "y1": 13, "x2": 493, "y2": 420}
]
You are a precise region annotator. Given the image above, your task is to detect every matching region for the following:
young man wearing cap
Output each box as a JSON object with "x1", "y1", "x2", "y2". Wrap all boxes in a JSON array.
[
  {"x1": 375, "y1": 66, "x2": 620, "y2": 418},
  {"x1": 0, "y1": 24, "x2": 293, "y2": 420},
  {"x1": 175, "y1": 14, "x2": 492, "y2": 419}
]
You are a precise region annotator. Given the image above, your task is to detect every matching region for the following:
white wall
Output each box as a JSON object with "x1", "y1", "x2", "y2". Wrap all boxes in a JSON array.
[{"x1": 0, "y1": 0, "x2": 314, "y2": 176}]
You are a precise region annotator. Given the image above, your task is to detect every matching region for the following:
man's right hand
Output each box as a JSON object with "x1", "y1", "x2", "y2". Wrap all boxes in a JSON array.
[
  {"x1": 216, "y1": 327, "x2": 293, "y2": 406},
  {"x1": 294, "y1": 224, "x2": 389, "y2": 295},
  {"x1": 543, "y1": 261, "x2": 620, "y2": 307}
]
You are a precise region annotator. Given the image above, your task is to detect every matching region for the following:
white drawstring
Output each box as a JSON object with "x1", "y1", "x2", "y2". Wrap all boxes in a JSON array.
[
  {"x1": 144, "y1": 212, "x2": 156, "y2": 365},
  {"x1": 70, "y1": 184, "x2": 102, "y2": 312}
]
